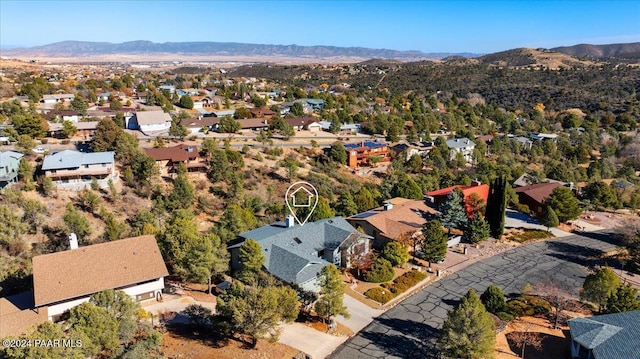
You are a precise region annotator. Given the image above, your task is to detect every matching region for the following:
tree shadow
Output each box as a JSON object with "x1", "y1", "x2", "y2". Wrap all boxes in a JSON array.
[
  {"x1": 505, "y1": 331, "x2": 571, "y2": 359},
  {"x1": 352, "y1": 317, "x2": 440, "y2": 359},
  {"x1": 545, "y1": 241, "x2": 607, "y2": 267},
  {"x1": 164, "y1": 322, "x2": 230, "y2": 349},
  {"x1": 572, "y1": 230, "x2": 621, "y2": 246}
]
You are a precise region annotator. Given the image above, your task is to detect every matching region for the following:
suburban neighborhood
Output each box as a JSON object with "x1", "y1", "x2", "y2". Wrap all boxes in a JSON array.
[{"x1": 1, "y1": 9, "x2": 640, "y2": 359}]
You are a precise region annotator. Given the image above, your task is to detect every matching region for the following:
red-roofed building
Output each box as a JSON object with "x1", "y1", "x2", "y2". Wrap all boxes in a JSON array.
[{"x1": 426, "y1": 181, "x2": 490, "y2": 216}]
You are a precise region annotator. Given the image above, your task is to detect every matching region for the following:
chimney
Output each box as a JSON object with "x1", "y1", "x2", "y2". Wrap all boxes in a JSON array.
[
  {"x1": 361, "y1": 140, "x2": 365, "y2": 148},
  {"x1": 263, "y1": 119, "x2": 268, "y2": 125},
  {"x1": 187, "y1": 146, "x2": 193, "y2": 152},
  {"x1": 69, "y1": 233, "x2": 78, "y2": 250},
  {"x1": 285, "y1": 215, "x2": 295, "y2": 228},
  {"x1": 383, "y1": 203, "x2": 394, "y2": 211}
]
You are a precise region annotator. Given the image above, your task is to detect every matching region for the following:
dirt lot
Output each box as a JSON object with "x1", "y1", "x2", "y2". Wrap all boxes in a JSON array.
[
  {"x1": 495, "y1": 316, "x2": 571, "y2": 359},
  {"x1": 162, "y1": 330, "x2": 300, "y2": 359}
]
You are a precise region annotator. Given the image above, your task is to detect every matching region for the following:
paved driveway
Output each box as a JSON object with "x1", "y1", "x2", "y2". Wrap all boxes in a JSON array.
[
  {"x1": 336, "y1": 294, "x2": 384, "y2": 332},
  {"x1": 329, "y1": 230, "x2": 620, "y2": 359},
  {"x1": 279, "y1": 323, "x2": 347, "y2": 359},
  {"x1": 505, "y1": 209, "x2": 573, "y2": 237}
]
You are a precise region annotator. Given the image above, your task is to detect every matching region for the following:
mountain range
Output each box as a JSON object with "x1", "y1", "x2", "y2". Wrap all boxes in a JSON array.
[{"x1": 1, "y1": 40, "x2": 639, "y2": 62}]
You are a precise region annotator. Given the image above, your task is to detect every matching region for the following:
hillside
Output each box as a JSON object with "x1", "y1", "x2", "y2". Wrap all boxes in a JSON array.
[
  {"x1": 478, "y1": 48, "x2": 595, "y2": 69},
  {"x1": 0, "y1": 40, "x2": 478, "y2": 62},
  {"x1": 552, "y1": 42, "x2": 640, "y2": 58}
]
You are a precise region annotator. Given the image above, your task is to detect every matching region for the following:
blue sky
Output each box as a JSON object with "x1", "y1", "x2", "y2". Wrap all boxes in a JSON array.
[{"x1": 1, "y1": 1, "x2": 639, "y2": 53}]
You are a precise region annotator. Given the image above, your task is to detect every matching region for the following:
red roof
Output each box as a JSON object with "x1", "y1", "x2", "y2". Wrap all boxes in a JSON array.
[{"x1": 427, "y1": 184, "x2": 489, "y2": 202}]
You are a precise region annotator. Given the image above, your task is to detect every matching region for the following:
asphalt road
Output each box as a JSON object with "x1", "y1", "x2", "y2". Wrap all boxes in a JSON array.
[{"x1": 329, "y1": 230, "x2": 620, "y2": 359}]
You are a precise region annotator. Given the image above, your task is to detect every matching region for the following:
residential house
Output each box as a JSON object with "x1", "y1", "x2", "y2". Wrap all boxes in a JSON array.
[
  {"x1": 41, "y1": 150, "x2": 117, "y2": 190},
  {"x1": 32, "y1": 235, "x2": 168, "y2": 322},
  {"x1": 235, "y1": 118, "x2": 269, "y2": 131},
  {"x1": 446, "y1": 137, "x2": 476, "y2": 162},
  {"x1": 284, "y1": 116, "x2": 322, "y2": 132},
  {"x1": 513, "y1": 173, "x2": 570, "y2": 188},
  {"x1": 47, "y1": 121, "x2": 100, "y2": 139},
  {"x1": 144, "y1": 144, "x2": 207, "y2": 176},
  {"x1": 42, "y1": 110, "x2": 81, "y2": 123},
  {"x1": 176, "y1": 88, "x2": 199, "y2": 97},
  {"x1": 158, "y1": 85, "x2": 176, "y2": 94},
  {"x1": 530, "y1": 133, "x2": 559, "y2": 142},
  {"x1": 568, "y1": 311, "x2": 640, "y2": 359},
  {"x1": 300, "y1": 98, "x2": 325, "y2": 111},
  {"x1": 41, "y1": 93, "x2": 74, "y2": 104},
  {"x1": 249, "y1": 107, "x2": 276, "y2": 119},
  {"x1": 318, "y1": 121, "x2": 363, "y2": 134},
  {"x1": 212, "y1": 109, "x2": 236, "y2": 118},
  {"x1": 181, "y1": 115, "x2": 220, "y2": 134},
  {"x1": 128, "y1": 111, "x2": 172, "y2": 135},
  {"x1": 513, "y1": 182, "x2": 563, "y2": 214},
  {"x1": 390, "y1": 141, "x2": 434, "y2": 161},
  {"x1": 344, "y1": 141, "x2": 391, "y2": 168},
  {"x1": 0, "y1": 151, "x2": 24, "y2": 189},
  {"x1": 347, "y1": 197, "x2": 438, "y2": 249},
  {"x1": 230, "y1": 217, "x2": 371, "y2": 292},
  {"x1": 426, "y1": 181, "x2": 490, "y2": 216}
]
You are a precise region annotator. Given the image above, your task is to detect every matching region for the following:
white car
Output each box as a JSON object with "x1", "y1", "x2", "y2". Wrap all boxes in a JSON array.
[{"x1": 32, "y1": 147, "x2": 47, "y2": 154}]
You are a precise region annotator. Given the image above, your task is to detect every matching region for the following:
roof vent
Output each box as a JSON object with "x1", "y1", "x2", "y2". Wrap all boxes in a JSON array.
[
  {"x1": 384, "y1": 203, "x2": 394, "y2": 211},
  {"x1": 285, "y1": 215, "x2": 295, "y2": 228}
]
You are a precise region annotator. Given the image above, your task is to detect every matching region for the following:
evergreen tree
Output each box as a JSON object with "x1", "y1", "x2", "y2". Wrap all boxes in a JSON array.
[
  {"x1": 420, "y1": 219, "x2": 447, "y2": 266},
  {"x1": 580, "y1": 267, "x2": 620, "y2": 312},
  {"x1": 314, "y1": 265, "x2": 350, "y2": 322},
  {"x1": 167, "y1": 172, "x2": 194, "y2": 210},
  {"x1": 439, "y1": 189, "x2": 468, "y2": 234},
  {"x1": 540, "y1": 205, "x2": 560, "y2": 231},
  {"x1": 465, "y1": 214, "x2": 490, "y2": 243},
  {"x1": 238, "y1": 238, "x2": 265, "y2": 283},
  {"x1": 546, "y1": 186, "x2": 582, "y2": 222},
  {"x1": 439, "y1": 289, "x2": 496, "y2": 359},
  {"x1": 381, "y1": 241, "x2": 410, "y2": 267},
  {"x1": 63, "y1": 204, "x2": 91, "y2": 240},
  {"x1": 480, "y1": 284, "x2": 506, "y2": 314},
  {"x1": 328, "y1": 142, "x2": 347, "y2": 164},
  {"x1": 336, "y1": 191, "x2": 358, "y2": 217},
  {"x1": 179, "y1": 95, "x2": 194, "y2": 109},
  {"x1": 486, "y1": 176, "x2": 507, "y2": 239},
  {"x1": 392, "y1": 172, "x2": 424, "y2": 200},
  {"x1": 364, "y1": 257, "x2": 395, "y2": 283},
  {"x1": 354, "y1": 187, "x2": 376, "y2": 212},
  {"x1": 605, "y1": 284, "x2": 640, "y2": 314}
]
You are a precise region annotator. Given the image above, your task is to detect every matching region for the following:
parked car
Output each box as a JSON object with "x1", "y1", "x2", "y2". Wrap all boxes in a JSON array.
[{"x1": 32, "y1": 147, "x2": 47, "y2": 154}]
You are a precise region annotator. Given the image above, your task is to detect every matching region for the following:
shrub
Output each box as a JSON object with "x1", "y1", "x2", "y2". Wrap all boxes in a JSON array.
[
  {"x1": 61, "y1": 139, "x2": 70, "y2": 144},
  {"x1": 390, "y1": 270, "x2": 426, "y2": 293},
  {"x1": 481, "y1": 284, "x2": 507, "y2": 314},
  {"x1": 506, "y1": 295, "x2": 551, "y2": 317},
  {"x1": 364, "y1": 287, "x2": 396, "y2": 304},
  {"x1": 41, "y1": 138, "x2": 48, "y2": 144},
  {"x1": 363, "y1": 257, "x2": 394, "y2": 283},
  {"x1": 496, "y1": 311, "x2": 514, "y2": 322},
  {"x1": 381, "y1": 241, "x2": 411, "y2": 267}
]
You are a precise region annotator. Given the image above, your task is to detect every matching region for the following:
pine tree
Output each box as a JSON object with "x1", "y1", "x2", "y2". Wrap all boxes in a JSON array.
[
  {"x1": 605, "y1": 284, "x2": 640, "y2": 314},
  {"x1": 439, "y1": 189, "x2": 468, "y2": 234},
  {"x1": 314, "y1": 265, "x2": 350, "y2": 322},
  {"x1": 238, "y1": 238, "x2": 265, "y2": 283},
  {"x1": 336, "y1": 191, "x2": 358, "y2": 217},
  {"x1": 439, "y1": 289, "x2": 496, "y2": 359},
  {"x1": 540, "y1": 205, "x2": 559, "y2": 231},
  {"x1": 580, "y1": 267, "x2": 620, "y2": 312},
  {"x1": 546, "y1": 186, "x2": 582, "y2": 222},
  {"x1": 465, "y1": 214, "x2": 490, "y2": 243},
  {"x1": 420, "y1": 219, "x2": 448, "y2": 266},
  {"x1": 480, "y1": 284, "x2": 506, "y2": 314}
]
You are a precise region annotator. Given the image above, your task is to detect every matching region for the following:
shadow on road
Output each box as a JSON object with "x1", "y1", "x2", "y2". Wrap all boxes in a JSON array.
[{"x1": 357, "y1": 317, "x2": 440, "y2": 359}]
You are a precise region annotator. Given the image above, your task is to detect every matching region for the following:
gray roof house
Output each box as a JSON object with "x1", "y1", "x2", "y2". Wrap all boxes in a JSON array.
[
  {"x1": 230, "y1": 217, "x2": 371, "y2": 292},
  {"x1": 446, "y1": 137, "x2": 475, "y2": 162},
  {"x1": 42, "y1": 150, "x2": 116, "y2": 190},
  {"x1": 568, "y1": 311, "x2": 640, "y2": 359},
  {"x1": 0, "y1": 151, "x2": 24, "y2": 189}
]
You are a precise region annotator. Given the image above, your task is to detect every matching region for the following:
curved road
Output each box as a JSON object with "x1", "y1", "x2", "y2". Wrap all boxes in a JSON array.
[{"x1": 329, "y1": 230, "x2": 620, "y2": 359}]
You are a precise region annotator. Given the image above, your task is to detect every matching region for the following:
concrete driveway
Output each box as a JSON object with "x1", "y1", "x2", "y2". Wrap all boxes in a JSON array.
[
  {"x1": 336, "y1": 294, "x2": 384, "y2": 332},
  {"x1": 142, "y1": 295, "x2": 216, "y2": 325},
  {"x1": 329, "y1": 230, "x2": 620, "y2": 359},
  {"x1": 279, "y1": 322, "x2": 347, "y2": 359},
  {"x1": 505, "y1": 209, "x2": 573, "y2": 237}
]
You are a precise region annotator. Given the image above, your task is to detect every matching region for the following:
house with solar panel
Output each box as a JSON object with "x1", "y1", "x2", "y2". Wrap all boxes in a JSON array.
[
  {"x1": 41, "y1": 149, "x2": 117, "y2": 190},
  {"x1": 229, "y1": 217, "x2": 371, "y2": 292},
  {"x1": 344, "y1": 141, "x2": 391, "y2": 168}
]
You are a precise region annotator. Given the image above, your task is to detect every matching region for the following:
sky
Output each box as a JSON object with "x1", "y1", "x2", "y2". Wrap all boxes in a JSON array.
[{"x1": 1, "y1": 0, "x2": 639, "y2": 54}]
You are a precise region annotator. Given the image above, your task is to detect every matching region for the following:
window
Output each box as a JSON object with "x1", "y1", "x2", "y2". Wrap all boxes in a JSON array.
[
  {"x1": 84, "y1": 164, "x2": 89, "y2": 169},
  {"x1": 102, "y1": 163, "x2": 107, "y2": 167}
]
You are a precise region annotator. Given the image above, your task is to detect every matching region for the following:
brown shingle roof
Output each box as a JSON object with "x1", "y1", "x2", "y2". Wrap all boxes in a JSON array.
[
  {"x1": 347, "y1": 198, "x2": 438, "y2": 240},
  {"x1": 144, "y1": 144, "x2": 200, "y2": 162},
  {"x1": 514, "y1": 182, "x2": 562, "y2": 205},
  {"x1": 284, "y1": 116, "x2": 317, "y2": 128},
  {"x1": 32, "y1": 236, "x2": 168, "y2": 307},
  {"x1": 181, "y1": 116, "x2": 220, "y2": 129},
  {"x1": 0, "y1": 292, "x2": 48, "y2": 338}
]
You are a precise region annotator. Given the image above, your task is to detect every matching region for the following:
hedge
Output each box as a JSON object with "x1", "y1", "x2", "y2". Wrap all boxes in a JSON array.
[{"x1": 365, "y1": 270, "x2": 427, "y2": 303}]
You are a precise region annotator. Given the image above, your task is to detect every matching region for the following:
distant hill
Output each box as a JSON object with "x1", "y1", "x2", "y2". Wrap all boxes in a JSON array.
[
  {"x1": 1, "y1": 40, "x2": 480, "y2": 61},
  {"x1": 551, "y1": 42, "x2": 640, "y2": 58},
  {"x1": 477, "y1": 48, "x2": 597, "y2": 69}
]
